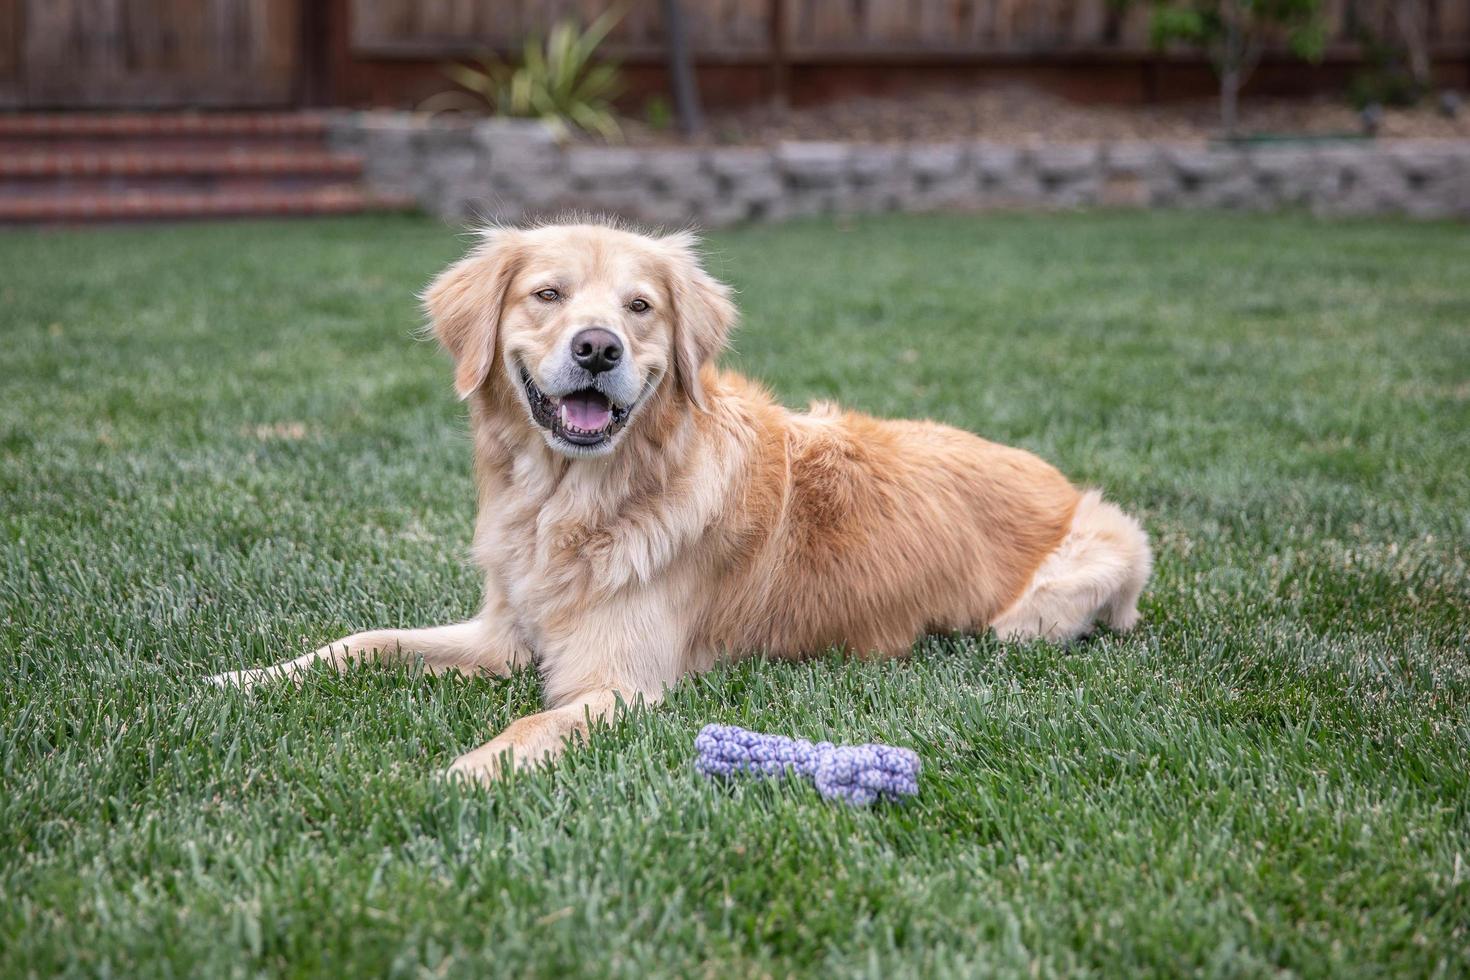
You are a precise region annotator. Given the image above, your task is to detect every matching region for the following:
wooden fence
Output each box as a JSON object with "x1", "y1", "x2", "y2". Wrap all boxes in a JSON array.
[
  {"x1": 350, "y1": 0, "x2": 1470, "y2": 60},
  {"x1": 0, "y1": 0, "x2": 301, "y2": 106}
]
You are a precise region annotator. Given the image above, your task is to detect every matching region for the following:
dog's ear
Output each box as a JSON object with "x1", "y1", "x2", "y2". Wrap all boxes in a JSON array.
[
  {"x1": 422, "y1": 229, "x2": 525, "y2": 400},
  {"x1": 662, "y1": 232, "x2": 736, "y2": 412}
]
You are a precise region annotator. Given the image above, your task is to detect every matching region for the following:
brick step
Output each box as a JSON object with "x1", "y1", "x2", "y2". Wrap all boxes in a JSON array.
[
  {"x1": 0, "y1": 136, "x2": 337, "y2": 154},
  {"x1": 0, "y1": 149, "x2": 363, "y2": 180},
  {"x1": 0, "y1": 112, "x2": 414, "y2": 224},
  {"x1": 0, "y1": 111, "x2": 332, "y2": 141},
  {"x1": 0, "y1": 174, "x2": 374, "y2": 197},
  {"x1": 0, "y1": 186, "x2": 416, "y2": 223}
]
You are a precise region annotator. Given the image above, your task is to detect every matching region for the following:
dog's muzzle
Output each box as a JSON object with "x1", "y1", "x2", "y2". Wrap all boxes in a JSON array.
[{"x1": 521, "y1": 367, "x2": 632, "y2": 448}]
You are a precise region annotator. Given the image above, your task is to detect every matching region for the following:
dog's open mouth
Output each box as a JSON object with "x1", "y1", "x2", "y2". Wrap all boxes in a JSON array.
[{"x1": 521, "y1": 368, "x2": 631, "y2": 448}]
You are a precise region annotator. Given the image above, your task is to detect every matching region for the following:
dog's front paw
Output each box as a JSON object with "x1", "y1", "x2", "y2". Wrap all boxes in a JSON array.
[
  {"x1": 444, "y1": 744, "x2": 515, "y2": 786},
  {"x1": 206, "y1": 663, "x2": 299, "y2": 690},
  {"x1": 207, "y1": 668, "x2": 263, "y2": 689},
  {"x1": 444, "y1": 740, "x2": 544, "y2": 786}
]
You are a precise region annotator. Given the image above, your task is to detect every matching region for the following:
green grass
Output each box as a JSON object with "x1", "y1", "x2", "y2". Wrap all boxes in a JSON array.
[{"x1": 3, "y1": 211, "x2": 1468, "y2": 978}]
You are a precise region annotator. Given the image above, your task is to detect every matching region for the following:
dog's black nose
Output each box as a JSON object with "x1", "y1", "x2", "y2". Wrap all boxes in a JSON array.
[{"x1": 570, "y1": 328, "x2": 623, "y2": 374}]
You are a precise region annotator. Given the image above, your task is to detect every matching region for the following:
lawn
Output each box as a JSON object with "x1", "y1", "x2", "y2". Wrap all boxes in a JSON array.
[{"x1": 2, "y1": 211, "x2": 1468, "y2": 977}]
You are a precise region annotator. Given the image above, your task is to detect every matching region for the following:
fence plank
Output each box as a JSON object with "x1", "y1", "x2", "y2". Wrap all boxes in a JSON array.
[
  {"x1": 0, "y1": 0, "x2": 20, "y2": 104},
  {"x1": 348, "y1": 0, "x2": 1470, "y2": 60},
  {"x1": 23, "y1": 0, "x2": 298, "y2": 105},
  {"x1": 1439, "y1": 0, "x2": 1470, "y2": 43}
]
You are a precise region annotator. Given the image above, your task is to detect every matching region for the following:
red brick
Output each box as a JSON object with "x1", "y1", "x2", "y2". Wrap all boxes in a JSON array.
[{"x1": 0, "y1": 187, "x2": 415, "y2": 223}]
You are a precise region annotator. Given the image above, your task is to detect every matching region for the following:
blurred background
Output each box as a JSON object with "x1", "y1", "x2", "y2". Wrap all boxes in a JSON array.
[{"x1": 0, "y1": 0, "x2": 1467, "y2": 222}]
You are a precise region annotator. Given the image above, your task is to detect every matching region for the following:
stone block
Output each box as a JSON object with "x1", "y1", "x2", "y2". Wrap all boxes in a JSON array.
[
  {"x1": 1033, "y1": 143, "x2": 1101, "y2": 180},
  {"x1": 726, "y1": 172, "x2": 784, "y2": 205},
  {"x1": 776, "y1": 142, "x2": 851, "y2": 187},
  {"x1": 847, "y1": 144, "x2": 905, "y2": 180},
  {"x1": 473, "y1": 117, "x2": 560, "y2": 153},
  {"x1": 1104, "y1": 141, "x2": 1165, "y2": 177},
  {"x1": 1166, "y1": 146, "x2": 1244, "y2": 181},
  {"x1": 490, "y1": 169, "x2": 572, "y2": 213},
  {"x1": 429, "y1": 183, "x2": 490, "y2": 223},
  {"x1": 698, "y1": 197, "x2": 753, "y2": 228},
  {"x1": 1244, "y1": 147, "x2": 1325, "y2": 206},
  {"x1": 1329, "y1": 154, "x2": 1413, "y2": 215},
  {"x1": 554, "y1": 184, "x2": 646, "y2": 220},
  {"x1": 414, "y1": 121, "x2": 479, "y2": 156},
  {"x1": 983, "y1": 171, "x2": 1045, "y2": 208},
  {"x1": 640, "y1": 147, "x2": 706, "y2": 181},
  {"x1": 1042, "y1": 176, "x2": 1103, "y2": 208},
  {"x1": 707, "y1": 148, "x2": 777, "y2": 180},
  {"x1": 427, "y1": 148, "x2": 482, "y2": 182},
  {"x1": 906, "y1": 143, "x2": 967, "y2": 180},
  {"x1": 1198, "y1": 173, "x2": 1263, "y2": 209},
  {"x1": 1246, "y1": 146, "x2": 1316, "y2": 178},
  {"x1": 567, "y1": 147, "x2": 644, "y2": 186},
  {"x1": 780, "y1": 190, "x2": 831, "y2": 218},
  {"x1": 1398, "y1": 156, "x2": 1470, "y2": 219},
  {"x1": 324, "y1": 110, "x2": 367, "y2": 152},
  {"x1": 972, "y1": 143, "x2": 1024, "y2": 181},
  {"x1": 354, "y1": 111, "x2": 423, "y2": 150},
  {"x1": 640, "y1": 148, "x2": 714, "y2": 199},
  {"x1": 633, "y1": 196, "x2": 702, "y2": 228},
  {"x1": 1098, "y1": 174, "x2": 1150, "y2": 207}
]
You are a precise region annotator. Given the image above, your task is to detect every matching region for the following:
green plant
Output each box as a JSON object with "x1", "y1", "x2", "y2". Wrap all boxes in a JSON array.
[
  {"x1": 642, "y1": 93, "x2": 673, "y2": 131},
  {"x1": 1131, "y1": 0, "x2": 1327, "y2": 135},
  {"x1": 420, "y1": 9, "x2": 625, "y2": 141},
  {"x1": 1348, "y1": 44, "x2": 1421, "y2": 110},
  {"x1": 1348, "y1": 0, "x2": 1431, "y2": 109},
  {"x1": 1379, "y1": 0, "x2": 1431, "y2": 90}
]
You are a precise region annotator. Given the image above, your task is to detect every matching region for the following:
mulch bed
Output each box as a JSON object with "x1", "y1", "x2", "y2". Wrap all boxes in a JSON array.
[{"x1": 615, "y1": 86, "x2": 1470, "y2": 146}]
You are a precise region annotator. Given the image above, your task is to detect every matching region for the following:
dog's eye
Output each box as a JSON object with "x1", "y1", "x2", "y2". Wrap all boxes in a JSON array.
[
  {"x1": 535, "y1": 288, "x2": 561, "y2": 303},
  {"x1": 629, "y1": 298, "x2": 650, "y2": 314}
]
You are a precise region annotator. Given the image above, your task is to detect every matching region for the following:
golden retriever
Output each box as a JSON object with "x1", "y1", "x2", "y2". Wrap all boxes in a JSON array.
[{"x1": 211, "y1": 221, "x2": 1152, "y2": 783}]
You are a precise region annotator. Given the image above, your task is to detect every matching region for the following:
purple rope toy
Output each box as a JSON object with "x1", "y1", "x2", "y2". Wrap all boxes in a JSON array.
[{"x1": 694, "y1": 724, "x2": 921, "y2": 805}]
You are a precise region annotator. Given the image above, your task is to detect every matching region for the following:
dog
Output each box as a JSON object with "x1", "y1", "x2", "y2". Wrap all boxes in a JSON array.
[{"x1": 211, "y1": 221, "x2": 1152, "y2": 783}]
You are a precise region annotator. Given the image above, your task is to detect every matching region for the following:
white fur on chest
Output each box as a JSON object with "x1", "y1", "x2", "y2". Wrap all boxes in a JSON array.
[{"x1": 472, "y1": 427, "x2": 733, "y2": 660}]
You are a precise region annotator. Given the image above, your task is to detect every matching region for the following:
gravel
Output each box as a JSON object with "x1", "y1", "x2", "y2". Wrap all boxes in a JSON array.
[{"x1": 615, "y1": 85, "x2": 1470, "y2": 147}]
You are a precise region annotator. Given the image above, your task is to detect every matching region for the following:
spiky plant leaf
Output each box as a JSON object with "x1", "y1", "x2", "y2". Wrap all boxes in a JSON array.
[{"x1": 423, "y1": 11, "x2": 627, "y2": 140}]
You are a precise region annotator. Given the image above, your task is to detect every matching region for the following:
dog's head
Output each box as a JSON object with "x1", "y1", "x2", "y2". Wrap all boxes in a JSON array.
[{"x1": 424, "y1": 222, "x2": 736, "y2": 459}]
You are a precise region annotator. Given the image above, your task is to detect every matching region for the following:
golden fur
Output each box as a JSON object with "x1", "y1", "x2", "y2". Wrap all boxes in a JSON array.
[{"x1": 211, "y1": 222, "x2": 1152, "y2": 782}]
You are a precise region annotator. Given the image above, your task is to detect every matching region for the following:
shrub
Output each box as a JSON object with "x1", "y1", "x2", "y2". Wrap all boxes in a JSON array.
[
  {"x1": 1125, "y1": 0, "x2": 1327, "y2": 136},
  {"x1": 420, "y1": 9, "x2": 624, "y2": 141}
]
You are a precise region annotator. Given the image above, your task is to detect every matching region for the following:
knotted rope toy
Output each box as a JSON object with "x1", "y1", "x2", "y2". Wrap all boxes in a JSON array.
[{"x1": 694, "y1": 724, "x2": 921, "y2": 805}]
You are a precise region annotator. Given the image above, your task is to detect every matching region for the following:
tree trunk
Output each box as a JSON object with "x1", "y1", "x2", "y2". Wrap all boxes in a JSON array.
[
  {"x1": 768, "y1": 0, "x2": 789, "y2": 116},
  {"x1": 661, "y1": 0, "x2": 704, "y2": 136},
  {"x1": 1393, "y1": 1, "x2": 1431, "y2": 89},
  {"x1": 1218, "y1": 4, "x2": 1244, "y2": 137},
  {"x1": 1221, "y1": 66, "x2": 1241, "y2": 137}
]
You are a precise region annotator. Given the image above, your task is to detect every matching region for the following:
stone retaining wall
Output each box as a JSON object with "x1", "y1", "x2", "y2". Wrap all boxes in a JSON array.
[{"x1": 331, "y1": 112, "x2": 1470, "y2": 226}]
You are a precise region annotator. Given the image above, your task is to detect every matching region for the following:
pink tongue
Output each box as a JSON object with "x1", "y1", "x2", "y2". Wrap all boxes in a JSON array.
[{"x1": 560, "y1": 391, "x2": 612, "y2": 431}]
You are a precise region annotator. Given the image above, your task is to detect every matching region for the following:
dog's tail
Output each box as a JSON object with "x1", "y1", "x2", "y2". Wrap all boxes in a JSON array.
[
  {"x1": 1073, "y1": 490, "x2": 1152, "y2": 632},
  {"x1": 992, "y1": 490, "x2": 1152, "y2": 641}
]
